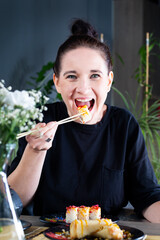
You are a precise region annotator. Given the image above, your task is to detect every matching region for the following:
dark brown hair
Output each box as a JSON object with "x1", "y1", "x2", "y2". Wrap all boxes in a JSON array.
[{"x1": 54, "y1": 19, "x2": 112, "y2": 77}]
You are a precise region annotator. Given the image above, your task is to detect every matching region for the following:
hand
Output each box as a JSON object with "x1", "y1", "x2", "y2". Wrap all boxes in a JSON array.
[{"x1": 26, "y1": 121, "x2": 58, "y2": 151}]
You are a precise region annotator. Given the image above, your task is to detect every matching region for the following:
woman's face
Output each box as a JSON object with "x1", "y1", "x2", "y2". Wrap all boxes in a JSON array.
[{"x1": 54, "y1": 47, "x2": 113, "y2": 124}]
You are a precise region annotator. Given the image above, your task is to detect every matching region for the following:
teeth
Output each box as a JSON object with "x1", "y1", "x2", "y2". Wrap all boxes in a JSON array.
[{"x1": 76, "y1": 98, "x2": 92, "y2": 102}]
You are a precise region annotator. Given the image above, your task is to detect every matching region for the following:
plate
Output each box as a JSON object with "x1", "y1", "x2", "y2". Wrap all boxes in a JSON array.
[
  {"x1": 44, "y1": 225, "x2": 69, "y2": 240},
  {"x1": 21, "y1": 219, "x2": 32, "y2": 230},
  {"x1": 119, "y1": 225, "x2": 145, "y2": 240},
  {"x1": 40, "y1": 213, "x2": 119, "y2": 225},
  {"x1": 40, "y1": 213, "x2": 67, "y2": 225},
  {"x1": 44, "y1": 224, "x2": 145, "y2": 240}
]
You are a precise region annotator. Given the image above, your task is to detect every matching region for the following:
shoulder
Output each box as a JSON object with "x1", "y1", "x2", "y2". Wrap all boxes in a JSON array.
[
  {"x1": 108, "y1": 105, "x2": 137, "y2": 124},
  {"x1": 45, "y1": 101, "x2": 66, "y2": 112},
  {"x1": 106, "y1": 105, "x2": 141, "y2": 139},
  {"x1": 43, "y1": 101, "x2": 67, "y2": 122}
]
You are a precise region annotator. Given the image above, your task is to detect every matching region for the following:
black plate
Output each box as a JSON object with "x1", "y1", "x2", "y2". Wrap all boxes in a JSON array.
[
  {"x1": 40, "y1": 213, "x2": 66, "y2": 225},
  {"x1": 44, "y1": 224, "x2": 145, "y2": 240},
  {"x1": 119, "y1": 225, "x2": 145, "y2": 240},
  {"x1": 21, "y1": 220, "x2": 32, "y2": 230},
  {"x1": 44, "y1": 225, "x2": 69, "y2": 240},
  {"x1": 40, "y1": 213, "x2": 119, "y2": 225}
]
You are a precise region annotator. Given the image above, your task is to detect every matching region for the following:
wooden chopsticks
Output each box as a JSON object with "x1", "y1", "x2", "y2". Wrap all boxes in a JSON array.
[{"x1": 16, "y1": 112, "x2": 82, "y2": 139}]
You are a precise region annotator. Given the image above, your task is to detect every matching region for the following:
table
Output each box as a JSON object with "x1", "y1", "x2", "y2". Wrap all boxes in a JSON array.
[{"x1": 20, "y1": 210, "x2": 160, "y2": 240}]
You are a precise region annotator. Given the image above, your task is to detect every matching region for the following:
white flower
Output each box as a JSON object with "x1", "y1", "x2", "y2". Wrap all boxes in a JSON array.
[
  {"x1": 0, "y1": 80, "x2": 48, "y2": 145},
  {"x1": 3, "y1": 90, "x2": 35, "y2": 109}
]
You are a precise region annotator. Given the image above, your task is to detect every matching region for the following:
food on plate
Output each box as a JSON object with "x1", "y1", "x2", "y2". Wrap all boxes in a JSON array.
[
  {"x1": 70, "y1": 219, "x2": 123, "y2": 240},
  {"x1": 66, "y1": 205, "x2": 101, "y2": 223},
  {"x1": 77, "y1": 105, "x2": 91, "y2": 123},
  {"x1": 89, "y1": 204, "x2": 101, "y2": 220},
  {"x1": 66, "y1": 206, "x2": 78, "y2": 223},
  {"x1": 77, "y1": 205, "x2": 90, "y2": 220}
]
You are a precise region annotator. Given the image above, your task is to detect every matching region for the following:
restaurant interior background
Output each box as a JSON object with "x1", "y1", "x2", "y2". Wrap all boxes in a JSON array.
[
  {"x1": 0, "y1": 0, "x2": 160, "y2": 182},
  {"x1": 0, "y1": 0, "x2": 160, "y2": 223},
  {"x1": 0, "y1": 0, "x2": 160, "y2": 107}
]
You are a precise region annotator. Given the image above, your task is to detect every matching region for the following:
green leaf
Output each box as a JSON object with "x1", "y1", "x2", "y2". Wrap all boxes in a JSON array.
[
  {"x1": 115, "y1": 53, "x2": 125, "y2": 65},
  {"x1": 112, "y1": 87, "x2": 130, "y2": 110}
]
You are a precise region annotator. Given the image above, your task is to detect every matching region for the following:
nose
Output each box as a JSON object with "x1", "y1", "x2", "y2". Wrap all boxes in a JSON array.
[{"x1": 76, "y1": 78, "x2": 91, "y2": 94}]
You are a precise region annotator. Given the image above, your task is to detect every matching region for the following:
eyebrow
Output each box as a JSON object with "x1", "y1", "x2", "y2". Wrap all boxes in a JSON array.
[
  {"x1": 63, "y1": 70, "x2": 77, "y2": 76},
  {"x1": 63, "y1": 69, "x2": 103, "y2": 76},
  {"x1": 90, "y1": 70, "x2": 103, "y2": 74}
]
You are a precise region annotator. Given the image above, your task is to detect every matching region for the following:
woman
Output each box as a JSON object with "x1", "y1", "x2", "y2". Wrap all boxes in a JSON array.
[{"x1": 8, "y1": 19, "x2": 160, "y2": 222}]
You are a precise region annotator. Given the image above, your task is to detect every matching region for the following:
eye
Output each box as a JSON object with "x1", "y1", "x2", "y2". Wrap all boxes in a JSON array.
[
  {"x1": 66, "y1": 75, "x2": 77, "y2": 80},
  {"x1": 90, "y1": 74, "x2": 100, "y2": 79}
]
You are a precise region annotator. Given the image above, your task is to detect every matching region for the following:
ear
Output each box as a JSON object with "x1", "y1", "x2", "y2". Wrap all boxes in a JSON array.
[
  {"x1": 53, "y1": 74, "x2": 61, "y2": 93},
  {"x1": 107, "y1": 71, "x2": 114, "y2": 92}
]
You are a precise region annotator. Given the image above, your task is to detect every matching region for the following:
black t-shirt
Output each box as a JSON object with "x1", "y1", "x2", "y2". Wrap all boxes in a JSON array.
[{"x1": 9, "y1": 102, "x2": 160, "y2": 216}]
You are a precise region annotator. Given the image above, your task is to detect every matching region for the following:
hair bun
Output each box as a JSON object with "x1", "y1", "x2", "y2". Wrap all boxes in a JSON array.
[{"x1": 71, "y1": 19, "x2": 98, "y2": 39}]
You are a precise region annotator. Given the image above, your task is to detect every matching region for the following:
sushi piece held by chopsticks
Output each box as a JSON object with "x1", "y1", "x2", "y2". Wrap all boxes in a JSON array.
[{"x1": 77, "y1": 105, "x2": 91, "y2": 123}]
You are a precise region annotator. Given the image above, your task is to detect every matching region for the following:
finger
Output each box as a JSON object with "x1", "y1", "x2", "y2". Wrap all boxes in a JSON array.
[
  {"x1": 26, "y1": 121, "x2": 58, "y2": 148},
  {"x1": 31, "y1": 122, "x2": 46, "y2": 131},
  {"x1": 28, "y1": 123, "x2": 46, "y2": 138},
  {"x1": 37, "y1": 121, "x2": 57, "y2": 137},
  {"x1": 30, "y1": 123, "x2": 49, "y2": 138},
  {"x1": 46, "y1": 121, "x2": 58, "y2": 130},
  {"x1": 39, "y1": 121, "x2": 58, "y2": 139}
]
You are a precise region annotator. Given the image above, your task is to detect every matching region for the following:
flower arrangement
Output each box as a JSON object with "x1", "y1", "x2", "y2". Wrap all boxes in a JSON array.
[{"x1": 0, "y1": 79, "x2": 48, "y2": 170}]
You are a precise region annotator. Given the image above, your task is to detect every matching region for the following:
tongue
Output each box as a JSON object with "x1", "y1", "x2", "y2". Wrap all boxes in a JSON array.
[{"x1": 75, "y1": 100, "x2": 91, "y2": 108}]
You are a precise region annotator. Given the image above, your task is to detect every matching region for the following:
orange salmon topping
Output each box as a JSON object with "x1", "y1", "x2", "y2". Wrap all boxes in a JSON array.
[{"x1": 77, "y1": 105, "x2": 91, "y2": 124}]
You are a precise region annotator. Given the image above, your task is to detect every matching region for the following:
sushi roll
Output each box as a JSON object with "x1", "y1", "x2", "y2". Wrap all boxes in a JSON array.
[
  {"x1": 77, "y1": 205, "x2": 90, "y2": 220},
  {"x1": 70, "y1": 219, "x2": 123, "y2": 240},
  {"x1": 77, "y1": 105, "x2": 91, "y2": 124},
  {"x1": 89, "y1": 204, "x2": 101, "y2": 220},
  {"x1": 66, "y1": 206, "x2": 78, "y2": 223}
]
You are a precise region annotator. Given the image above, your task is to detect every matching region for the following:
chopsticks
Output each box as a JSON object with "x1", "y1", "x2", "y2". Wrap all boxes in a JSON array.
[{"x1": 16, "y1": 112, "x2": 83, "y2": 139}]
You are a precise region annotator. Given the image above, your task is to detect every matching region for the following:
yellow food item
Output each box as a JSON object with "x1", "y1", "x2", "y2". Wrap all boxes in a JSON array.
[
  {"x1": 77, "y1": 105, "x2": 91, "y2": 123},
  {"x1": 70, "y1": 219, "x2": 123, "y2": 240},
  {"x1": 77, "y1": 206, "x2": 90, "y2": 220}
]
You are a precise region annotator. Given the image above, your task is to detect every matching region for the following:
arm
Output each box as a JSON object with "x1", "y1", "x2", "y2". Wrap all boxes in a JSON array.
[
  {"x1": 143, "y1": 201, "x2": 160, "y2": 223},
  {"x1": 8, "y1": 121, "x2": 58, "y2": 206},
  {"x1": 124, "y1": 114, "x2": 160, "y2": 221}
]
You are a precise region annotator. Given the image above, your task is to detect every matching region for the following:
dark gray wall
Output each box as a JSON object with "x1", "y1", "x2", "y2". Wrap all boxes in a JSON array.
[
  {"x1": 112, "y1": 0, "x2": 144, "y2": 107},
  {"x1": 1, "y1": 0, "x2": 160, "y2": 107},
  {"x1": 112, "y1": 0, "x2": 160, "y2": 107},
  {"x1": 0, "y1": 0, "x2": 112, "y2": 90}
]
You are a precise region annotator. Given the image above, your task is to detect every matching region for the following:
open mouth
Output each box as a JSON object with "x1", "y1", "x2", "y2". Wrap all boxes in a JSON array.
[{"x1": 75, "y1": 99, "x2": 94, "y2": 111}]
